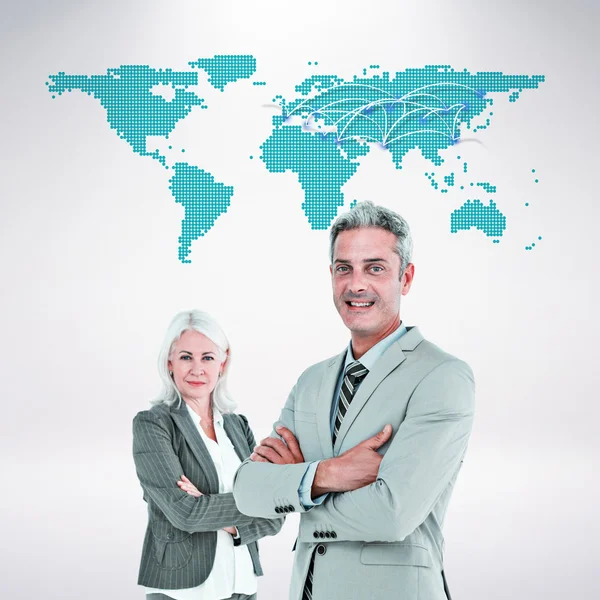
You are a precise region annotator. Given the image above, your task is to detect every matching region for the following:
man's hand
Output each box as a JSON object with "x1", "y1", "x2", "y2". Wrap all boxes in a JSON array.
[
  {"x1": 250, "y1": 426, "x2": 305, "y2": 464},
  {"x1": 312, "y1": 424, "x2": 393, "y2": 496}
]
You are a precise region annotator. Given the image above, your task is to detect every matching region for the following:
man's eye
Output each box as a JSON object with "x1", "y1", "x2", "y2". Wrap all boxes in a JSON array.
[
  {"x1": 336, "y1": 266, "x2": 349, "y2": 272},
  {"x1": 370, "y1": 266, "x2": 383, "y2": 273}
]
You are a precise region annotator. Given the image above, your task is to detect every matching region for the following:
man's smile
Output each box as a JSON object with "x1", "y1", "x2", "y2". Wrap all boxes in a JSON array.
[{"x1": 346, "y1": 300, "x2": 375, "y2": 310}]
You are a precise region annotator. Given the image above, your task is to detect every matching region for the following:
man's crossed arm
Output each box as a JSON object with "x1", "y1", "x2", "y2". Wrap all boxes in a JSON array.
[
  {"x1": 251, "y1": 424, "x2": 392, "y2": 498},
  {"x1": 232, "y1": 360, "x2": 474, "y2": 543}
]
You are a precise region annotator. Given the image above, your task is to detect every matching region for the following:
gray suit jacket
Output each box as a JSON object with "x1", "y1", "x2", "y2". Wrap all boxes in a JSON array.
[
  {"x1": 233, "y1": 326, "x2": 475, "y2": 600},
  {"x1": 132, "y1": 402, "x2": 283, "y2": 590}
]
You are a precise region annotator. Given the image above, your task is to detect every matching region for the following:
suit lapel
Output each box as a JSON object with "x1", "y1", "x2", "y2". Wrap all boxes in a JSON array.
[
  {"x1": 333, "y1": 326, "x2": 424, "y2": 454},
  {"x1": 170, "y1": 403, "x2": 220, "y2": 493},
  {"x1": 315, "y1": 351, "x2": 345, "y2": 459},
  {"x1": 222, "y1": 415, "x2": 249, "y2": 462}
]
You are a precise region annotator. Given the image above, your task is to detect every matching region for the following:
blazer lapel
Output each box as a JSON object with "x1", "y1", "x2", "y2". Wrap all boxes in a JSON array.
[
  {"x1": 170, "y1": 403, "x2": 220, "y2": 493},
  {"x1": 333, "y1": 326, "x2": 425, "y2": 454},
  {"x1": 222, "y1": 415, "x2": 248, "y2": 463},
  {"x1": 315, "y1": 351, "x2": 346, "y2": 459}
]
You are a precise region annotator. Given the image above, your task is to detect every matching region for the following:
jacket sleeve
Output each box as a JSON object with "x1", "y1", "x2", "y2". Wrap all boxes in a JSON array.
[
  {"x1": 233, "y1": 382, "x2": 318, "y2": 518},
  {"x1": 297, "y1": 359, "x2": 476, "y2": 543},
  {"x1": 234, "y1": 414, "x2": 284, "y2": 544},
  {"x1": 133, "y1": 409, "x2": 261, "y2": 533}
]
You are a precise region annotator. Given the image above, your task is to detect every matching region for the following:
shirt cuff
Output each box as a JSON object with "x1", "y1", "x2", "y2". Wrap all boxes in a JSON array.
[
  {"x1": 298, "y1": 461, "x2": 328, "y2": 509},
  {"x1": 232, "y1": 529, "x2": 241, "y2": 546}
]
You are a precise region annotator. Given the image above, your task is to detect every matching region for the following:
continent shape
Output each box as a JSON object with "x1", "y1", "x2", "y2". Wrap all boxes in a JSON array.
[
  {"x1": 451, "y1": 199, "x2": 506, "y2": 239},
  {"x1": 47, "y1": 65, "x2": 205, "y2": 166},
  {"x1": 189, "y1": 55, "x2": 257, "y2": 91},
  {"x1": 261, "y1": 116, "x2": 367, "y2": 229},
  {"x1": 169, "y1": 163, "x2": 234, "y2": 263}
]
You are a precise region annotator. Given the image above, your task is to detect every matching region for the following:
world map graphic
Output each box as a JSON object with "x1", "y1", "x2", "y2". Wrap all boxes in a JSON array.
[{"x1": 46, "y1": 55, "x2": 545, "y2": 263}]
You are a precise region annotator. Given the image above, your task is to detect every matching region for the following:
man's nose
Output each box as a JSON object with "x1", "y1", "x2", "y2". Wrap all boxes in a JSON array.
[{"x1": 348, "y1": 272, "x2": 368, "y2": 294}]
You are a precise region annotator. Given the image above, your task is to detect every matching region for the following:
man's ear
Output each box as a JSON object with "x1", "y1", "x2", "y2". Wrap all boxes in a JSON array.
[{"x1": 401, "y1": 263, "x2": 415, "y2": 295}]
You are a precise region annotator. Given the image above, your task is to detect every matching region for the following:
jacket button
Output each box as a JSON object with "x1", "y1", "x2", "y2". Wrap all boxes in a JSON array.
[
  {"x1": 313, "y1": 532, "x2": 319, "y2": 539},
  {"x1": 324, "y1": 532, "x2": 331, "y2": 538},
  {"x1": 275, "y1": 507, "x2": 281, "y2": 513},
  {"x1": 287, "y1": 505, "x2": 294, "y2": 512},
  {"x1": 166, "y1": 533, "x2": 174, "y2": 540},
  {"x1": 331, "y1": 532, "x2": 337, "y2": 538},
  {"x1": 316, "y1": 544, "x2": 326, "y2": 555},
  {"x1": 284, "y1": 506, "x2": 291, "y2": 513},
  {"x1": 319, "y1": 532, "x2": 325, "y2": 538}
]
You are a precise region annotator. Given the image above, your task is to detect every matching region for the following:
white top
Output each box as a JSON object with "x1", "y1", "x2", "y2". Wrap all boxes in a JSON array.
[{"x1": 144, "y1": 404, "x2": 258, "y2": 600}]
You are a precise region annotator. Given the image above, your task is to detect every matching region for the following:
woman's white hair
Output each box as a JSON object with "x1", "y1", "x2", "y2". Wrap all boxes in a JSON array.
[{"x1": 151, "y1": 309, "x2": 237, "y2": 413}]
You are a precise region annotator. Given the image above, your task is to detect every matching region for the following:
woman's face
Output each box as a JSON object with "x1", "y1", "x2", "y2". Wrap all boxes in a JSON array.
[{"x1": 168, "y1": 330, "x2": 226, "y2": 402}]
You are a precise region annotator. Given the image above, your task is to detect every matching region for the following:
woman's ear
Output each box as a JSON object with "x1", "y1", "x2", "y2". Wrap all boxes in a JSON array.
[{"x1": 220, "y1": 351, "x2": 229, "y2": 376}]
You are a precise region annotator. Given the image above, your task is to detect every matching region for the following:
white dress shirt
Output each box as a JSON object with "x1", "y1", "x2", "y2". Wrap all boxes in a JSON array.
[{"x1": 144, "y1": 404, "x2": 258, "y2": 600}]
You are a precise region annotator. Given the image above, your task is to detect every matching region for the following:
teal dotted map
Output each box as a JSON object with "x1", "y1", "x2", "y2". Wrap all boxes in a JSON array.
[{"x1": 46, "y1": 56, "x2": 545, "y2": 262}]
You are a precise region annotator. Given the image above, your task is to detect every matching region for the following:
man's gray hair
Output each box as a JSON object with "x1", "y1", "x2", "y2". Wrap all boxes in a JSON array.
[
  {"x1": 151, "y1": 309, "x2": 237, "y2": 413},
  {"x1": 329, "y1": 201, "x2": 413, "y2": 275}
]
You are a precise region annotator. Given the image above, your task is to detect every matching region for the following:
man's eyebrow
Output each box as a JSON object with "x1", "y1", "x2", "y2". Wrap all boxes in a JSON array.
[{"x1": 334, "y1": 258, "x2": 389, "y2": 264}]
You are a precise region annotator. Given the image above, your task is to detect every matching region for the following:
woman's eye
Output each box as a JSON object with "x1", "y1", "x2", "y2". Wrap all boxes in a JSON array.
[
  {"x1": 203, "y1": 356, "x2": 215, "y2": 361},
  {"x1": 180, "y1": 355, "x2": 191, "y2": 360}
]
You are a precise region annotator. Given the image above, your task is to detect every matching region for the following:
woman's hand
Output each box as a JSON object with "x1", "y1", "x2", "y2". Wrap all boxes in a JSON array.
[
  {"x1": 177, "y1": 475, "x2": 237, "y2": 537},
  {"x1": 177, "y1": 474, "x2": 203, "y2": 497}
]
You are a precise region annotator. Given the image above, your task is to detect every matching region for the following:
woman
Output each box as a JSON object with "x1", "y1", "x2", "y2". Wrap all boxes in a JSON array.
[{"x1": 133, "y1": 310, "x2": 283, "y2": 600}]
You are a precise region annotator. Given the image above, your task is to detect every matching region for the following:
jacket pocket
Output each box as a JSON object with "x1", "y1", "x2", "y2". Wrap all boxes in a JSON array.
[
  {"x1": 295, "y1": 411, "x2": 317, "y2": 424},
  {"x1": 360, "y1": 543, "x2": 432, "y2": 567},
  {"x1": 151, "y1": 524, "x2": 193, "y2": 570}
]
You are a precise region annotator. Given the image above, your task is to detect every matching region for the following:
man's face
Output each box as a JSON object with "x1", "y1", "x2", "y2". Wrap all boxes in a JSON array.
[{"x1": 330, "y1": 227, "x2": 413, "y2": 339}]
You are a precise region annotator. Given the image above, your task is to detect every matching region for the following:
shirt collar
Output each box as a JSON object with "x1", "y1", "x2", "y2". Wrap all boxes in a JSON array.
[
  {"x1": 186, "y1": 402, "x2": 223, "y2": 427},
  {"x1": 344, "y1": 321, "x2": 408, "y2": 372}
]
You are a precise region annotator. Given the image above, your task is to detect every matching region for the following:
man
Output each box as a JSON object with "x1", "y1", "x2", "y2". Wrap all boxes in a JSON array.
[{"x1": 232, "y1": 201, "x2": 475, "y2": 600}]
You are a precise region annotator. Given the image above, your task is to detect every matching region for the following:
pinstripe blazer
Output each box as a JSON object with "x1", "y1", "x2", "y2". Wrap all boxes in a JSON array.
[{"x1": 132, "y1": 402, "x2": 284, "y2": 590}]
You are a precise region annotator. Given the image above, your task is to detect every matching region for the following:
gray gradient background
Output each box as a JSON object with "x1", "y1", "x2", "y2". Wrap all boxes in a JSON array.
[{"x1": 1, "y1": 1, "x2": 599, "y2": 598}]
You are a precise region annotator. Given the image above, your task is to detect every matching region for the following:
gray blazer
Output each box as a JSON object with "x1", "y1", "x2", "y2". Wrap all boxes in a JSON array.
[
  {"x1": 132, "y1": 402, "x2": 283, "y2": 590},
  {"x1": 233, "y1": 326, "x2": 475, "y2": 600}
]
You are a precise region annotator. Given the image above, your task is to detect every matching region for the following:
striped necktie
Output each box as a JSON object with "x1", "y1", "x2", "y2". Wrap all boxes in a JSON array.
[
  {"x1": 302, "y1": 360, "x2": 369, "y2": 600},
  {"x1": 332, "y1": 360, "x2": 369, "y2": 445}
]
